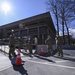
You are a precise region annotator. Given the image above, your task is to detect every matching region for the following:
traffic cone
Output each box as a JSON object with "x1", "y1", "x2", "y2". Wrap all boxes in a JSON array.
[
  {"x1": 40, "y1": 48, "x2": 44, "y2": 56},
  {"x1": 15, "y1": 49, "x2": 22, "y2": 66}
]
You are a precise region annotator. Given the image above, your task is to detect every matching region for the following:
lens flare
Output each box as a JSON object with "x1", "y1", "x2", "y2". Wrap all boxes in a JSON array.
[{"x1": 1, "y1": 2, "x2": 11, "y2": 15}]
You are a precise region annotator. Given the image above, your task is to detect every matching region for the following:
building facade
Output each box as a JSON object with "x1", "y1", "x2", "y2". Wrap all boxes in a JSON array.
[{"x1": 0, "y1": 12, "x2": 56, "y2": 45}]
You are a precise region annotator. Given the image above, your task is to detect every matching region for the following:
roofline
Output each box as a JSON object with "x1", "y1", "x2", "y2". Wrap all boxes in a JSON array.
[{"x1": 0, "y1": 12, "x2": 50, "y2": 27}]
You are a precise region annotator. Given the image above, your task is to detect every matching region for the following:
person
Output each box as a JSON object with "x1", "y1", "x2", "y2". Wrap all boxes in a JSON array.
[
  {"x1": 18, "y1": 37, "x2": 23, "y2": 49},
  {"x1": 9, "y1": 29, "x2": 16, "y2": 57},
  {"x1": 55, "y1": 34, "x2": 63, "y2": 57},
  {"x1": 45, "y1": 35, "x2": 53, "y2": 55},
  {"x1": 28, "y1": 36, "x2": 32, "y2": 54}
]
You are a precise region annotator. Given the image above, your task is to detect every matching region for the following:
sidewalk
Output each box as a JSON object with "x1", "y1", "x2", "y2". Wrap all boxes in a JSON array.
[
  {"x1": 0, "y1": 49, "x2": 32, "y2": 72},
  {"x1": 0, "y1": 45, "x2": 75, "y2": 72},
  {"x1": 0, "y1": 53, "x2": 12, "y2": 71}
]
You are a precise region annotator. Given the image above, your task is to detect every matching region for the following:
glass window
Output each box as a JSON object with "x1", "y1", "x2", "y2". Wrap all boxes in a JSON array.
[
  {"x1": 14, "y1": 31, "x2": 19, "y2": 37},
  {"x1": 21, "y1": 30, "x2": 27, "y2": 36},
  {"x1": 29, "y1": 28, "x2": 38, "y2": 35},
  {"x1": 39, "y1": 26, "x2": 47, "y2": 34}
]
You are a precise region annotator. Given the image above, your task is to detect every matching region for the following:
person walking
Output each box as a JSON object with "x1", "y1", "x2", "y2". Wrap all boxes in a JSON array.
[
  {"x1": 55, "y1": 35, "x2": 63, "y2": 57},
  {"x1": 18, "y1": 37, "x2": 23, "y2": 49},
  {"x1": 45, "y1": 35, "x2": 53, "y2": 55},
  {"x1": 9, "y1": 29, "x2": 16, "y2": 57},
  {"x1": 28, "y1": 36, "x2": 32, "y2": 54}
]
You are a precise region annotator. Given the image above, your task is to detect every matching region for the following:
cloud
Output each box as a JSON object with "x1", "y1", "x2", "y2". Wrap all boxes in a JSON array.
[
  {"x1": 69, "y1": 28, "x2": 75, "y2": 38},
  {"x1": 59, "y1": 28, "x2": 75, "y2": 38}
]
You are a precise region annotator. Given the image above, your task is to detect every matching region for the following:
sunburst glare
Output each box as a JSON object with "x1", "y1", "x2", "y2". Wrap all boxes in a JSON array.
[{"x1": 1, "y1": 2, "x2": 11, "y2": 15}]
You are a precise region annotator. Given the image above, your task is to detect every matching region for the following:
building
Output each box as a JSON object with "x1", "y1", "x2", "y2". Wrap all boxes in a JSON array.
[{"x1": 0, "y1": 12, "x2": 56, "y2": 45}]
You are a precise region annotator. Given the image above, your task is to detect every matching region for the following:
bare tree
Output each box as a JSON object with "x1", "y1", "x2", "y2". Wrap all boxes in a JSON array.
[
  {"x1": 59, "y1": 0, "x2": 75, "y2": 45},
  {"x1": 46, "y1": 0, "x2": 60, "y2": 36},
  {"x1": 46, "y1": 0, "x2": 75, "y2": 45}
]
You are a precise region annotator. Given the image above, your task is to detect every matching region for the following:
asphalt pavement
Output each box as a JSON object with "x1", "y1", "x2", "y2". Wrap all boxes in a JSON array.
[{"x1": 0, "y1": 45, "x2": 75, "y2": 75}]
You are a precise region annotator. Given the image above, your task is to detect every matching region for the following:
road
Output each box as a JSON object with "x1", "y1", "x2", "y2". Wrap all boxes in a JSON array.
[{"x1": 0, "y1": 48, "x2": 75, "y2": 75}]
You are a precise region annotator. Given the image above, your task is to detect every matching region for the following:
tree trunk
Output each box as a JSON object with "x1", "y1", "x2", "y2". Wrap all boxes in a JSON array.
[
  {"x1": 65, "y1": 21, "x2": 70, "y2": 45},
  {"x1": 55, "y1": 6, "x2": 59, "y2": 36},
  {"x1": 62, "y1": 24, "x2": 65, "y2": 44},
  {"x1": 56, "y1": 14, "x2": 59, "y2": 36}
]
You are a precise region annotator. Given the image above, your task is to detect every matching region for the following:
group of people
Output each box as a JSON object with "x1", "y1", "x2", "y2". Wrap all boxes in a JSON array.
[
  {"x1": 45, "y1": 34, "x2": 63, "y2": 57},
  {"x1": 9, "y1": 30, "x2": 38, "y2": 57},
  {"x1": 9, "y1": 30, "x2": 24, "y2": 57},
  {"x1": 9, "y1": 29, "x2": 63, "y2": 57}
]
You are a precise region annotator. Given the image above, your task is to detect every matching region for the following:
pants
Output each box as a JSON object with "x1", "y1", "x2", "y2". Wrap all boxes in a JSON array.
[
  {"x1": 28, "y1": 44, "x2": 32, "y2": 54},
  {"x1": 48, "y1": 46, "x2": 53, "y2": 55},
  {"x1": 57, "y1": 46, "x2": 63, "y2": 56},
  {"x1": 9, "y1": 46, "x2": 16, "y2": 57}
]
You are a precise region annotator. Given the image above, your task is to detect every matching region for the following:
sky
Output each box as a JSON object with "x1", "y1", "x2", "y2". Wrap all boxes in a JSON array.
[
  {"x1": 0, "y1": 0, "x2": 47, "y2": 26},
  {"x1": 0, "y1": 0, "x2": 75, "y2": 38}
]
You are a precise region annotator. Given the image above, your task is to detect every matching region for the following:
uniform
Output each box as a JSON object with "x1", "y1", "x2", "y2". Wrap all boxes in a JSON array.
[
  {"x1": 45, "y1": 36, "x2": 53, "y2": 55},
  {"x1": 18, "y1": 37, "x2": 23, "y2": 49},
  {"x1": 9, "y1": 34, "x2": 16, "y2": 57},
  {"x1": 56, "y1": 36, "x2": 63, "y2": 57},
  {"x1": 28, "y1": 37, "x2": 32, "y2": 54}
]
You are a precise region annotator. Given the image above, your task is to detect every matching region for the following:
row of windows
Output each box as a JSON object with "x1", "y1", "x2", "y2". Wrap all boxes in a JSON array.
[{"x1": 14, "y1": 26, "x2": 47, "y2": 37}]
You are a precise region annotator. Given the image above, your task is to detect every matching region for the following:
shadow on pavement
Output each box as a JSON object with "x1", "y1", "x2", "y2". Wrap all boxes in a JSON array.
[
  {"x1": 53, "y1": 55, "x2": 75, "y2": 62},
  {"x1": 63, "y1": 53, "x2": 70, "y2": 56},
  {"x1": 21, "y1": 49, "x2": 57, "y2": 57},
  {"x1": 21, "y1": 50, "x2": 56, "y2": 63},
  {"x1": 34, "y1": 54, "x2": 55, "y2": 63},
  {"x1": 9, "y1": 57, "x2": 28, "y2": 75},
  {"x1": 0, "y1": 49, "x2": 8, "y2": 55},
  {"x1": 13, "y1": 65, "x2": 28, "y2": 75}
]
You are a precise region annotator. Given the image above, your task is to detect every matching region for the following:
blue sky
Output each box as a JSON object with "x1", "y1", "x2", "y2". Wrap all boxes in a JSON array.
[
  {"x1": 0, "y1": 0, "x2": 48, "y2": 26},
  {"x1": 0, "y1": 0, "x2": 75, "y2": 38}
]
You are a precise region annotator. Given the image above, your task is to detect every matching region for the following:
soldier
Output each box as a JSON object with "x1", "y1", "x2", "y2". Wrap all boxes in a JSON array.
[
  {"x1": 45, "y1": 35, "x2": 53, "y2": 55},
  {"x1": 56, "y1": 35, "x2": 63, "y2": 57},
  {"x1": 18, "y1": 37, "x2": 23, "y2": 49},
  {"x1": 28, "y1": 36, "x2": 32, "y2": 54},
  {"x1": 9, "y1": 29, "x2": 16, "y2": 57}
]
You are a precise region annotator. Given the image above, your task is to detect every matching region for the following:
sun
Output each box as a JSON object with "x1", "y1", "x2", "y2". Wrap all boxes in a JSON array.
[{"x1": 1, "y1": 2, "x2": 11, "y2": 15}]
